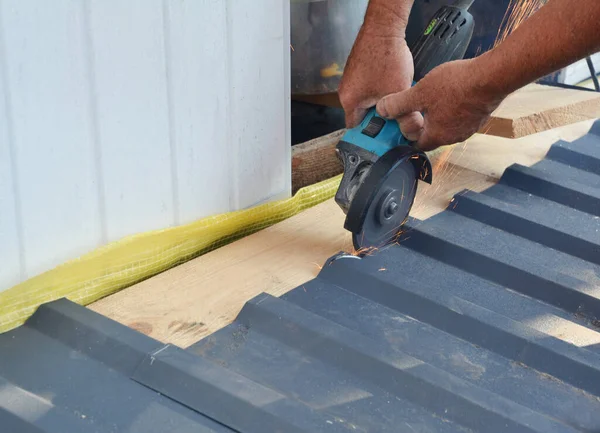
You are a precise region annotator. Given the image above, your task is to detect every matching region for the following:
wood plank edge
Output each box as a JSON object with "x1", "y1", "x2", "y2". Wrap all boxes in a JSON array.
[{"x1": 292, "y1": 129, "x2": 344, "y2": 194}]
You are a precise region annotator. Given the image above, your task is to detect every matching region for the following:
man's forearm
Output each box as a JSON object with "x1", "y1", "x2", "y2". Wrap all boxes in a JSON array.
[
  {"x1": 362, "y1": 0, "x2": 415, "y2": 37},
  {"x1": 478, "y1": 0, "x2": 600, "y2": 96}
]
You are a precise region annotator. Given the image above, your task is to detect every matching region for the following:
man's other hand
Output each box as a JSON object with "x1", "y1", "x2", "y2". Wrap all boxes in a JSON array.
[{"x1": 376, "y1": 59, "x2": 506, "y2": 151}]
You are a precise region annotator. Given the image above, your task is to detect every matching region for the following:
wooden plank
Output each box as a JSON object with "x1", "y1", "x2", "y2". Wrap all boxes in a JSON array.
[
  {"x1": 89, "y1": 118, "x2": 596, "y2": 347},
  {"x1": 485, "y1": 83, "x2": 600, "y2": 138},
  {"x1": 292, "y1": 129, "x2": 344, "y2": 194}
]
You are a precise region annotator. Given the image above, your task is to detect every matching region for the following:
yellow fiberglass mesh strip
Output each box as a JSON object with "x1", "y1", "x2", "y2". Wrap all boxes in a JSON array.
[{"x1": 0, "y1": 175, "x2": 342, "y2": 334}]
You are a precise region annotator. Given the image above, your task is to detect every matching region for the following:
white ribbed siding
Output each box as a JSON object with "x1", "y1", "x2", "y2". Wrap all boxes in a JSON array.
[{"x1": 0, "y1": 0, "x2": 291, "y2": 291}]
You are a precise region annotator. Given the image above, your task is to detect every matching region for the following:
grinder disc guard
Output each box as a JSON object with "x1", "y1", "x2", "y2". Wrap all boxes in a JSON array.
[
  {"x1": 352, "y1": 163, "x2": 416, "y2": 251},
  {"x1": 344, "y1": 147, "x2": 426, "y2": 251}
]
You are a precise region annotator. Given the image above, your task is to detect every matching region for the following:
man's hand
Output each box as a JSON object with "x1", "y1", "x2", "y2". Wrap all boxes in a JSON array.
[
  {"x1": 338, "y1": 33, "x2": 415, "y2": 130},
  {"x1": 376, "y1": 59, "x2": 506, "y2": 151}
]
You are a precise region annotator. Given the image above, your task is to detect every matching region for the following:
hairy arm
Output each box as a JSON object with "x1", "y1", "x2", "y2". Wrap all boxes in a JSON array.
[
  {"x1": 361, "y1": 0, "x2": 415, "y2": 36},
  {"x1": 338, "y1": 0, "x2": 418, "y2": 130},
  {"x1": 483, "y1": 0, "x2": 600, "y2": 96},
  {"x1": 376, "y1": 0, "x2": 600, "y2": 151}
]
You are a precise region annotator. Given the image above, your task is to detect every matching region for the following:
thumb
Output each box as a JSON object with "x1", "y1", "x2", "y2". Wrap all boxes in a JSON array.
[{"x1": 376, "y1": 87, "x2": 422, "y2": 119}]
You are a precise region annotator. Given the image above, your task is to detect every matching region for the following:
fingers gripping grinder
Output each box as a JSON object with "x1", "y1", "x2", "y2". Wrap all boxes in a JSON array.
[{"x1": 335, "y1": 0, "x2": 475, "y2": 250}]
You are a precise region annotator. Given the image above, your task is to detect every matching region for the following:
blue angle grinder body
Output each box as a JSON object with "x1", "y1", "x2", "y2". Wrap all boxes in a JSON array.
[{"x1": 335, "y1": 0, "x2": 476, "y2": 250}]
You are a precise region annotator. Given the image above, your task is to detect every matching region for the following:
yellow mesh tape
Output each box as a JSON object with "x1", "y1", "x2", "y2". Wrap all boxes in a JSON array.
[{"x1": 0, "y1": 175, "x2": 342, "y2": 334}]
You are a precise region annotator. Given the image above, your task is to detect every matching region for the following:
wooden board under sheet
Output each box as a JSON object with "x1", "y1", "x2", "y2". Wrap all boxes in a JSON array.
[{"x1": 89, "y1": 119, "x2": 596, "y2": 348}]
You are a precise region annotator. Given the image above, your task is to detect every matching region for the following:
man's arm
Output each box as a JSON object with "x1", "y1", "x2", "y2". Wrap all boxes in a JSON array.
[
  {"x1": 338, "y1": 0, "x2": 420, "y2": 134},
  {"x1": 482, "y1": 0, "x2": 600, "y2": 96},
  {"x1": 360, "y1": 0, "x2": 414, "y2": 35},
  {"x1": 376, "y1": 0, "x2": 600, "y2": 151}
]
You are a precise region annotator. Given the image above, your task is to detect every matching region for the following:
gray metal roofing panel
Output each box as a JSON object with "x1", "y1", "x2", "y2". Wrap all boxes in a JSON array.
[
  {"x1": 0, "y1": 300, "x2": 234, "y2": 433},
  {"x1": 1, "y1": 120, "x2": 600, "y2": 432},
  {"x1": 499, "y1": 162, "x2": 600, "y2": 215},
  {"x1": 546, "y1": 136, "x2": 600, "y2": 172}
]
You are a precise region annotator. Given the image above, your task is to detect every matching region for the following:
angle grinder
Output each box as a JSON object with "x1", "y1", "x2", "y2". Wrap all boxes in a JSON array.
[{"x1": 335, "y1": 0, "x2": 475, "y2": 251}]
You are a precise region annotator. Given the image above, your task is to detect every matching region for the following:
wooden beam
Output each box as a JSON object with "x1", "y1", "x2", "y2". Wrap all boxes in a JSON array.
[
  {"x1": 89, "y1": 119, "x2": 595, "y2": 348},
  {"x1": 485, "y1": 84, "x2": 600, "y2": 138},
  {"x1": 292, "y1": 129, "x2": 343, "y2": 194}
]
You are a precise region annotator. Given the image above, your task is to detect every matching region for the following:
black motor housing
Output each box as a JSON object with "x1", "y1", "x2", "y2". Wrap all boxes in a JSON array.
[{"x1": 410, "y1": 3, "x2": 475, "y2": 80}]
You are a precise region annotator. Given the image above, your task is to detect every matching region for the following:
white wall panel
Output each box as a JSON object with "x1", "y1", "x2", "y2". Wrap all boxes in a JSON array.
[
  {"x1": 0, "y1": 0, "x2": 102, "y2": 281},
  {"x1": 0, "y1": 0, "x2": 291, "y2": 292},
  {"x1": 87, "y1": 0, "x2": 175, "y2": 242},
  {"x1": 0, "y1": 15, "x2": 22, "y2": 288},
  {"x1": 164, "y1": 0, "x2": 231, "y2": 225},
  {"x1": 229, "y1": 0, "x2": 291, "y2": 209}
]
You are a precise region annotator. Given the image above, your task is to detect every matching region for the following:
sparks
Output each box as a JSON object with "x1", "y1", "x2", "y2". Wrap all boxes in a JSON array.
[
  {"x1": 351, "y1": 246, "x2": 380, "y2": 257},
  {"x1": 493, "y1": 0, "x2": 546, "y2": 49}
]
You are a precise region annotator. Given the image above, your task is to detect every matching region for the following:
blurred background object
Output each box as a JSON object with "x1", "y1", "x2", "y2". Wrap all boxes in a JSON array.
[{"x1": 290, "y1": 0, "x2": 368, "y2": 96}]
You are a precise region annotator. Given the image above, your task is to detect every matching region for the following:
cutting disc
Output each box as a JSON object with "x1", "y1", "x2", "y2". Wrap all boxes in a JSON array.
[{"x1": 345, "y1": 150, "x2": 419, "y2": 251}]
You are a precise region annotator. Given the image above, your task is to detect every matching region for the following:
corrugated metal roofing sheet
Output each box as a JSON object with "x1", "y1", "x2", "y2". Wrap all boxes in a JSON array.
[{"x1": 1, "y1": 120, "x2": 600, "y2": 432}]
